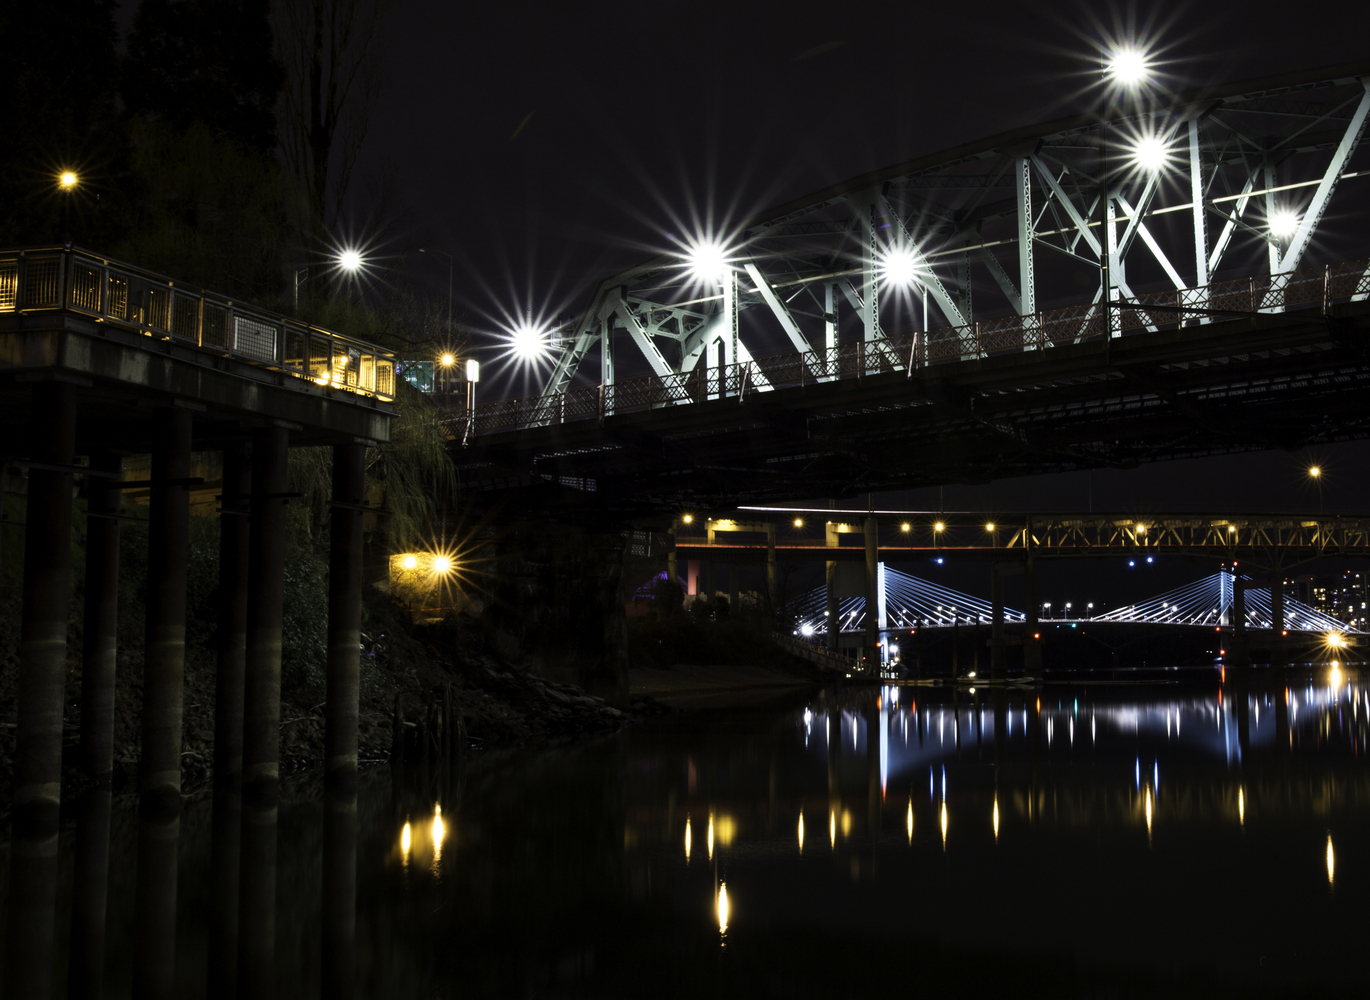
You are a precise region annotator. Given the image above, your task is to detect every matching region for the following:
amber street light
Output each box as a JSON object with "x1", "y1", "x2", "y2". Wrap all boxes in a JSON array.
[
  {"x1": 58, "y1": 170, "x2": 79, "y2": 190},
  {"x1": 1308, "y1": 465, "x2": 1324, "y2": 514}
]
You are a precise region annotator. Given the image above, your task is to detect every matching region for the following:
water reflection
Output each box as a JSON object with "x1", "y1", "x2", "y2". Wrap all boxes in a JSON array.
[{"x1": 8, "y1": 668, "x2": 1370, "y2": 995}]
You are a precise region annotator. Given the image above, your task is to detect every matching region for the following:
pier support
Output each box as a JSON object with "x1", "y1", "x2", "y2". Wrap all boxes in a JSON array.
[
  {"x1": 81, "y1": 451, "x2": 123, "y2": 781},
  {"x1": 1024, "y1": 552, "x2": 1041, "y2": 677},
  {"x1": 1270, "y1": 575, "x2": 1286, "y2": 667},
  {"x1": 325, "y1": 442, "x2": 366, "y2": 788},
  {"x1": 216, "y1": 443, "x2": 251, "y2": 780},
  {"x1": 825, "y1": 523, "x2": 839, "y2": 652},
  {"x1": 244, "y1": 426, "x2": 289, "y2": 790},
  {"x1": 990, "y1": 562, "x2": 1006, "y2": 680},
  {"x1": 1231, "y1": 575, "x2": 1250, "y2": 667},
  {"x1": 864, "y1": 517, "x2": 878, "y2": 670},
  {"x1": 142, "y1": 407, "x2": 193, "y2": 798}
]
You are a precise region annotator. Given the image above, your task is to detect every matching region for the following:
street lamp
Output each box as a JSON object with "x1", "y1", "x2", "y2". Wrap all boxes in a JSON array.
[
  {"x1": 294, "y1": 248, "x2": 366, "y2": 309},
  {"x1": 1308, "y1": 464, "x2": 1323, "y2": 514},
  {"x1": 57, "y1": 170, "x2": 79, "y2": 191},
  {"x1": 1087, "y1": 602, "x2": 1095, "y2": 619}
]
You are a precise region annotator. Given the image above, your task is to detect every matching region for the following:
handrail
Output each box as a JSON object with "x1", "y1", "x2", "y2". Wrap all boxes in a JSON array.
[
  {"x1": 451, "y1": 256, "x2": 1370, "y2": 437},
  {"x1": 0, "y1": 246, "x2": 396, "y2": 402}
]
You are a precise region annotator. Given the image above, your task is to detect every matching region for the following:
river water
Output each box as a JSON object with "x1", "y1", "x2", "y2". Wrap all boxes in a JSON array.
[{"x1": 8, "y1": 666, "x2": 1367, "y2": 997}]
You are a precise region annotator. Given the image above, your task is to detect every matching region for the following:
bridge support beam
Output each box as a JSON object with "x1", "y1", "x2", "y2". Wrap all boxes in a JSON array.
[
  {"x1": 245, "y1": 425, "x2": 289, "y2": 792},
  {"x1": 142, "y1": 407, "x2": 193, "y2": 800},
  {"x1": 1024, "y1": 551, "x2": 1041, "y2": 677},
  {"x1": 990, "y1": 562, "x2": 1006, "y2": 681},
  {"x1": 81, "y1": 451, "x2": 123, "y2": 781},
  {"x1": 864, "y1": 517, "x2": 878, "y2": 671}
]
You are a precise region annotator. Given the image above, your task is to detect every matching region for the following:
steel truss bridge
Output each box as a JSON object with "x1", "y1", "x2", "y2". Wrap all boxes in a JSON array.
[{"x1": 454, "y1": 61, "x2": 1370, "y2": 516}]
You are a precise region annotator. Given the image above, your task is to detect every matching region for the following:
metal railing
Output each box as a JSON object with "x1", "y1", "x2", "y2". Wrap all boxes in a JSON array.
[
  {"x1": 453, "y1": 256, "x2": 1370, "y2": 436},
  {"x1": 0, "y1": 246, "x2": 396, "y2": 402}
]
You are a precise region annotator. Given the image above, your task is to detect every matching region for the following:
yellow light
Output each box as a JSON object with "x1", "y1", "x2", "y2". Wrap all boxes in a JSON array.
[
  {"x1": 906, "y1": 801, "x2": 913, "y2": 844},
  {"x1": 717, "y1": 883, "x2": 729, "y2": 933},
  {"x1": 940, "y1": 802, "x2": 948, "y2": 848},
  {"x1": 401, "y1": 821, "x2": 412, "y2": 854},
  {"x1": 682, "y1": 514, "x2": 693, "y2": 524},
  {"x1": 1137, "y1": 525, "x2": 1147, "y2": 534},
  {"x1": 432, "y1": 805, "x2": 445, "y2": 849},
  {"x1": 829, "y1": 810, "x2": 836, "y2": 848},
  {"x1": 58, "y1": 170, "x2": 78, "y2": 190},
  {"x1": 1327, "y1": 835, "x2": 1335, "y2": 884},
  {"x1": 993, "y1": 796, "x2": 1000, "y2": 840},
  {"x1": 1229, "y1": 525, "x2": 1236, "y2": 533},
  {"x1": 934, "y1": 522, "x2": 944, "y2": 533},
  {"x1": 797, "y1": 813, "x2": 804, "y2": 854},
  {"x1": 1326, "y1": 632, "x2": 1345, "y2": 649},
  {"x1": 1145, "y1": 787, "x2": 1153, "y2": 839},
  {"x1": 986, "y1": 523, "x2": 995, "y2": 532},
  {"x1": 707, "y1": 815, "x2": 714, "y2": 860},
  {"x1": 840, "y1": 810, "x2": 852, "y2": 836},
  {"x1": 431, "y1": 555, "x2": 453, "y2": 575},
  {"x1": 1309, "y1": 466, "x2": 1321, "y2": 479},
  {"x1": 1330, "y1": 663, "x2": 1343, "y2": 689},
  {"x1": 440, "y1": 353, "x2": 456, "y2": 367},
  {"x1": 402, "y1": 554, "x2": 418, "y2": 570},
  {"x1": 684, "y1": 817, "x2": 691, "y2": 861},
  {"x1": 1238, "y1": 788, "x2": 1245, "y2": 826},
  {"x1": 901, "y1": 523, "x2": 910, "y2": 532},
  {"x1": 793, "y1": 518, "x2": 803, "y2": 528}
]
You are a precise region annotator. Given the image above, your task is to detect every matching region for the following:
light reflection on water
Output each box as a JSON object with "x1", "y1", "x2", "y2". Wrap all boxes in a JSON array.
[{"x1": 11, "y1": 667, "x2": 1368, "y2": 996}]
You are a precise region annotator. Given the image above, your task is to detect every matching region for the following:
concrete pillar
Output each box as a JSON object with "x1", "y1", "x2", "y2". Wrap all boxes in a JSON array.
[
  {"x1": 322, "y1": 785, "x2": 358, "y2": 999},
  {"x1": 864, "y1": 517, "x2": 878, "y2": 670},
  {"x1": 825, "y1": 522, "x2": 839, "y2": 652},
  {"x1": 13, "y1": 379, "x2": 77, "y2": 820},
  {"x1": 990, "y1": 562, "x2": 1006, "y2": 680},
  {"x1": 240, "y1": 425, "x2": 287, "y2": 997},
  {"x1": 208, "y1": 781, "x2": 241, "y2": 1000},
  {"x1": 142, "y1": 406, "x2": 193, "y2": 797},
  {"x1": 1232, "y1": 574, "x2": 1249, "y2": 667},
  {"x1": 687, "y1": 559, "x2": 699, "y2": 596},
  {"x1": 1270, "y1": 575, "x2": 1286, "y2": 667},
  {"x1": 1024, "y1": 550, "x2": 1042, "y2": 677},
  {"x1": 134, "y1": 793, "x2": 180, "y2": 1000},
  {"x1": 244, "y1": 425, "x2": 289, "y2": 789},
  {"x1": 70, "y1": 788, "x2": 112, "y2": 1000},
  {"x1": 325, "y1": 442, "x2": 366, "y2": 789},
  {"x1": 5, "y1": 381, "x2": 76, "y2": 1000},
  {"x1": 81, "y1": 452, "x2": 123, "y2": 780},
  {"x1": 766, "y1": 523, "x2": 777, "y2": 612},
  {"x1": 216, "y1": 443, "x2": 251, "y2": 780}
]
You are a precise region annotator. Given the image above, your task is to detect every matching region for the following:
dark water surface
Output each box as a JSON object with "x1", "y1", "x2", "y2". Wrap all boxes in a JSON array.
[{"x1": 6, "y1": 667, "x2": 1368, "y2": 998}]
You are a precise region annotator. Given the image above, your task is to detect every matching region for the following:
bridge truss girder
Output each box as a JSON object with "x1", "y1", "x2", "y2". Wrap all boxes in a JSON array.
[{"x1": 538, "y1": 62, "x2": 1370, "y2": 409}]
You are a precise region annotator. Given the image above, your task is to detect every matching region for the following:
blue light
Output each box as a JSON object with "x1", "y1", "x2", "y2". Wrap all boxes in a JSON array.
[
  {"x1": 1146, "y1": 556, "x2": 1154, "y2": 563},
  {"x1": 935, "y1": 558, "x2": 944, "y2": 565},
  {"x1": 1129, "y1": 560, "x2": 1136, "y2": 567}
]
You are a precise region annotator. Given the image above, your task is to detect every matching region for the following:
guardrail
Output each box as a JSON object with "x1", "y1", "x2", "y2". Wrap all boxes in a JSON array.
[
  {"x1": 453, "y1": 256, "x2": 1370, "y2": 436},
  {"x1": 0, "y1": 246, "x2": 395, "y2": 402}
]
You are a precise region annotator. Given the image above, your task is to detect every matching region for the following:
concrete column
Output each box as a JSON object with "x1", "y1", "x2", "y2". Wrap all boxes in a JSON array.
[
  {"x1": 825, "y1": 522, "x2": 839, "y2": 652},
  {"x1": 990, "y1": 562, "x2": 1006, "y2": 680},
  {"x1": 142, "y1": 406, "x2": 193, "y2": 797},
  {"x1": 81, "y1": 451, "x2": 123, "y2": 780},
  {"x1": 240, "y1": 425, "x2": 287, "y2": 997},
  {"x1": 216, "y1": 443, "x2": 251, "y2": 780},
  {"x1": 326, "y1": 442, "x2": 366, "y2": 789},
  {"x1": 134, "y1": 793, "x2": 180, "y2": 1000},
  {"x1": 244, "y1": 425, "x2": 289, "y2": 789},
  {"x1": 13, "y1": 379, "x2": 77, "y2": 820},
  {"x1": 1270, "y1": 574, "x2": 1286, "y2": 667},
  {"x1": 1024, "y1": 550, "x2": 1041, "y2": 677},
  {"x1": 765, "y1": 523, "x2": 777, "y2": 612},
  {"x1": 208, "y1": 781, "x2": 241, "y2": 1000},
  {"x1": 1232, "y1": 574, "x2": 1249, "y2": 667},
  {"x1": 70, "y1": 788, "x2": 112, "y2": 1000},
  {"x1": 864, "y1": 517, "x2": 878, "y2": 670},
  {"x1": 687, "y1": 559, "x2": 699, "y2": 596}
]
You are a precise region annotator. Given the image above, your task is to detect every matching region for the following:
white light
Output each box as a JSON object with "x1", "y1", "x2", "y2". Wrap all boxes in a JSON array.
[
  {"x1": 1108, "y1": 48, "x2": 1151, "y2": 87},
  {"x1": 1270, "y1": 210, "x2": 1300, "y2": 239},
  {"x1": 800, "y1": 623, "x2": 815, "y2": 637},
  {"x1": 465, "y1": 359, "x2": 480, "y2": 382},
  {"x1": 686, "y1": 241, "x2": 729, "y2": 280},
  {"x1": 880, "y1": 247, "x2": 920, "y2": 286},
  {"x1": 1133, "y1": 135, "x2": 1169, "y2": 172},
  {"x1": 510, "y1": 323, "x2": 549, "y2": 361},
  {"x1": 337, "y1": 249, "x2": 364, "y2": 272}
]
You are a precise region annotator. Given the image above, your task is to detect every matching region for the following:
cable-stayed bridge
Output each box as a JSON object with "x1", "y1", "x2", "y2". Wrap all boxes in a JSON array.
[
  {"x1": 785, "y1": 569, "x2": 1355, "y2": 639},
  {"x1": 453, "y1": 61, "x2": 1370, "y2": 517}
]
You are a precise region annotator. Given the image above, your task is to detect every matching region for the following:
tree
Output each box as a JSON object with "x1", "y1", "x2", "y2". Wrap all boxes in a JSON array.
[{"x1": 123, "y1": 0, "x2": 285, "y2": 153}]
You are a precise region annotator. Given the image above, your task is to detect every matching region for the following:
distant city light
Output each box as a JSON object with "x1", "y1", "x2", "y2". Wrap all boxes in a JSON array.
[
  {"x1": 985, "y1": 523, "x2": 995, "y2": 532},
  {"x1": 1308, "y1": 465, "x2": 1321, "y2": 479},
  {"x1": 682, "y1": 514, "x2": 693, "y2": 524},
  {"x1": 401, "y1": 555, "x2": 418, "y2": 569},
  {"x1": 1107, "y1": 47, "x2": 1152, "y2": 87},
  {"x1": 934, "y1": 522, "x2": 944, "y2": 532}
]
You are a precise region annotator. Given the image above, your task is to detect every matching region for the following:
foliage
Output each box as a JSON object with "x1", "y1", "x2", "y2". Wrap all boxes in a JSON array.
[{"x1": 124, "y1": 0, "x2": 285, "y2": 153}]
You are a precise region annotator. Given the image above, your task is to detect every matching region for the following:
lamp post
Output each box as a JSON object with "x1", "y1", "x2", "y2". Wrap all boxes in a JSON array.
[
  {"x1": 293, "y1": 250, "x2": 365, "y2": 310},
  {"x1": 1309, "y1": 465, "x2": 1323, "y2": 515},
  {"x1": 1100, "y1": 47, "x2": 1155, "y2": 339}
]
